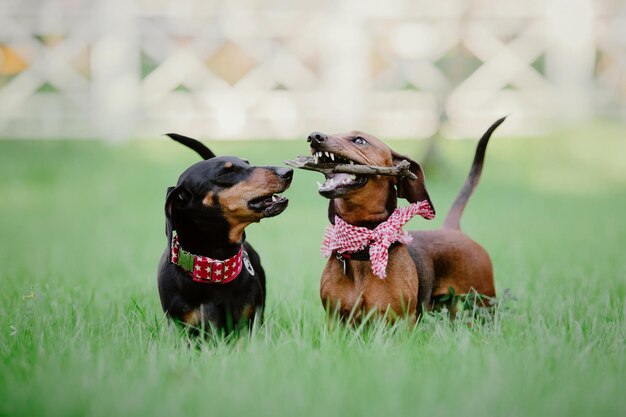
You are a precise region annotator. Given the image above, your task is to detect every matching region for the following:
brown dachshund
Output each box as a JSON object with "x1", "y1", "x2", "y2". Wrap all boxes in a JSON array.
[{"x1": 306, "y1": 118, "x2": 505, "y2": 321}]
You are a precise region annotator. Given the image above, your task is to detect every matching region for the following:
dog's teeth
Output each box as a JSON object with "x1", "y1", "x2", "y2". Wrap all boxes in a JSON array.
[
  {"x1": 272, "y1": 195, "x2": 278, "y2": 202},
  {"x1": 349, "y1": 160, "x2": 354, "y2": 165},
  {"x1": 324, "y1": 151, "x2": 329, "y2": 158},
  {"x1": 349, "y1": 174, "x2": 356, "y2": 180},
  {"x1": 316, "y1": 181, "x2": 323, "y2": 190},
  {"x1": 314, "y1": 155, "x2": 319, "y2": 164},
  {"x1": 330, "y1": 153, "x2": 335, "y2": 161}
]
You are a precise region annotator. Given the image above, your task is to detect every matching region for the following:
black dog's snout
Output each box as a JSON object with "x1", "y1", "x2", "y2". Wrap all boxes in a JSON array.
[
  {"x1": 275, "y1": 167, "x2": 293, "y2": 181},
  {"x1": 307, "y1": 132, "x2": 327, "y2": 145}
]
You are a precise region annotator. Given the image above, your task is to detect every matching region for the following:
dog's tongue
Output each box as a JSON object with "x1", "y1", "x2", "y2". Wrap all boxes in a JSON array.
[
  {"x1": 318, "y1": 173, "x2": 356, "y2": 192},
  {"x1": 328, "y1": 173, "x2": 353, "y2": 183}
]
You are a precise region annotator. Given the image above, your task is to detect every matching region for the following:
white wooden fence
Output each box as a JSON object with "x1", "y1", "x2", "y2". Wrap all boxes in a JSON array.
[{"x1": 0, "y1": 0, "x2": 624, "y2": 140}]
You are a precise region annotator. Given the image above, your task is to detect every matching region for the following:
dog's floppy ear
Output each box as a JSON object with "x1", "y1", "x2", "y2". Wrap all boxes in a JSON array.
[
  {"x1": 166, "y1": 133, "x2": 216, "y2": 160},
  {"x1": 164, "y1": 185, "x2": 192, "y2": 245},
  {"x1": 328, "y1": 199, "x2": 337, "y2": 224},
  {"x1": 391, "y1": 151, "x2": 435, "y2": 216}
]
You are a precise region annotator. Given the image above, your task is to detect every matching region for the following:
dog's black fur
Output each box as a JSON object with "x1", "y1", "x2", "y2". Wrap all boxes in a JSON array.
[{"x1": 158, "y1": 134, "x2": 293, "y2": 334}]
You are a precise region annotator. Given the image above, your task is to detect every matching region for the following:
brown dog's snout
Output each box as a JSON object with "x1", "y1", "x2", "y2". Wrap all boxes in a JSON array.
[{"x1": 307, "y1": 132, "x2": 327, "y2": 145}]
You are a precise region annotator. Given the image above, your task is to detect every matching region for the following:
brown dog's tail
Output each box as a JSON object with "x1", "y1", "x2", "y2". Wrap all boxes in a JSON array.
[
  {"x1": 166, "y1": 133, "x2": 216, "y2": 160},
  {"x1": 441, "y1": 117, "x2": 506, "y2": 230}
]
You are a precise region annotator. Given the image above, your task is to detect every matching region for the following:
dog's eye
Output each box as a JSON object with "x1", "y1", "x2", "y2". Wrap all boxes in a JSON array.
[
  {"x1": 353, "y1": 136, "x2": 367, "y2": 145},
  {"x1": 213, "y1": 172, "x2": 238, "y2": 186}
]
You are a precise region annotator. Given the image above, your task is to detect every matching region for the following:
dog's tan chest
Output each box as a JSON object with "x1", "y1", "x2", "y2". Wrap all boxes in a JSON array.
[{"x1": 320, "y1": 246, "x2": 419, "y2": 320}]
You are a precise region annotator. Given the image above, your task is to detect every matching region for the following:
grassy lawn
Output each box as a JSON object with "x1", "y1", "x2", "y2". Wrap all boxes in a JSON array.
[{"x1": 1, "y1": 123, "x2": 624, "y2": 417}]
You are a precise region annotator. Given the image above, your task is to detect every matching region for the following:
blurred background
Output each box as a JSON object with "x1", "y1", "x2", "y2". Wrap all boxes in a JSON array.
[{"x1": 0, "y1": 0, "x2": 624, "y2": 141}]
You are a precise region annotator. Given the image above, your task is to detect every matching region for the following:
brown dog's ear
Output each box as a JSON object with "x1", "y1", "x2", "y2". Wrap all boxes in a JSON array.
[
  {"x1": 327, "y1": 199, "x2": 337, "y2": 224},
  {"x1": 391, "y1": 151, "x2": 435, "y2": 216}
]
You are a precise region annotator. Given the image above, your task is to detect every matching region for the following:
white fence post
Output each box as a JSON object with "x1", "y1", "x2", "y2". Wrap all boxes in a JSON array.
[
  {"x1": 545, "y1": 0, "x2": 595, "y2": 123},
  {"x1": 91, "y1": 0, "x2": 139, "y2": 141}
]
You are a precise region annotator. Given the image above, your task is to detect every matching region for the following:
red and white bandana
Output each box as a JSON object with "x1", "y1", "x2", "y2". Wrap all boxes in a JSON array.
[
  {"x1": 171, "y1": 233, "x2": 244, "y2": 284},
  {"x1": 321, "y1": 201, "x2": 434, "y2": 279}
]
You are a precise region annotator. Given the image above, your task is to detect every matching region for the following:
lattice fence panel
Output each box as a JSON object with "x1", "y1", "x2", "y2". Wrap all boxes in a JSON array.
[{"x1": 0, "y1": 0, "x2": 623, "y2": 140}]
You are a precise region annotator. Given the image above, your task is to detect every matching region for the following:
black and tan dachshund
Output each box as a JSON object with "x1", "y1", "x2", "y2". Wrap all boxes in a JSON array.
[{"x1": 158, "y1": 134, "x2": 293, "y2": 334}]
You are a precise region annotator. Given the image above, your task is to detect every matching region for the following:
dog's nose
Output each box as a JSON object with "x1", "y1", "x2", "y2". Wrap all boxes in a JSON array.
[
  {"x1": 307, "y1": 132, "x2": 327, "y2": 145},
  {"x1": 275, "y1": 167, "x2": 293, "y2": 181}
]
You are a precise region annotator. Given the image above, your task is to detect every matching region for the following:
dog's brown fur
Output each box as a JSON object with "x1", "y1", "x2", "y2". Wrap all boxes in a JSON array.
[{"x1": 310, "y1": 118, "x2": 504, "y2": 321}]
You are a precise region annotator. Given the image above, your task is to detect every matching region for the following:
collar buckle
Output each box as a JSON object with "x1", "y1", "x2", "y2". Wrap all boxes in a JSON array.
[{"x1": 177, "y1": 249, "x2": 195, "y2": 272}]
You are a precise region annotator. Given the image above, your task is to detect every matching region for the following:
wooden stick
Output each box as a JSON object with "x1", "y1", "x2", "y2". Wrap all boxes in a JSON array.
[{"x1": 284, "y1": 156, "x2": 417, "y2": 180}]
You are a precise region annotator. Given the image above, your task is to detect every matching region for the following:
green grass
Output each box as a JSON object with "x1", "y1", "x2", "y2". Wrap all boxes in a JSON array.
[{"x1": 1, "y1": 123, "x2": 625, "y2": 417}]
